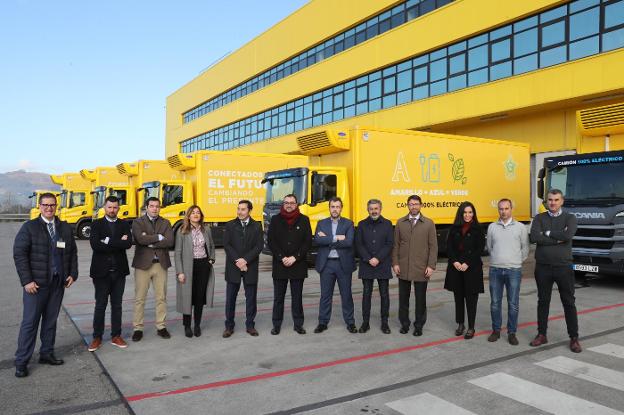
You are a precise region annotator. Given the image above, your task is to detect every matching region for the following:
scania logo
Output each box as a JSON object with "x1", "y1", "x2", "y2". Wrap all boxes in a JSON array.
[{"x1": 572, "y1": 212, "x2": 606, "y2": 219}]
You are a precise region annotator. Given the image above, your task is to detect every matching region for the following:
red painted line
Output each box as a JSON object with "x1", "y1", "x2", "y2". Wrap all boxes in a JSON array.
[{"x1": 124, "y1": 301, "x2": 624, "y2": 403}]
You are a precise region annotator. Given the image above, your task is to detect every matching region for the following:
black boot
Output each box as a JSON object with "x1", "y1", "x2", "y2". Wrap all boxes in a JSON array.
[
  {"x1": 194, "y1": 305, "x2": 203, "y2": 337},
  {"x1": 183, "y1": 314, "x2": 193, "y2": 338}
]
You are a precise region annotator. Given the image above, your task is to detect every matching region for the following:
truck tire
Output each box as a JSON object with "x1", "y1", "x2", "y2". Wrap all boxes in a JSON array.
[{"x1": 77, "y1": 221, "x2": 91, "y2": 240}]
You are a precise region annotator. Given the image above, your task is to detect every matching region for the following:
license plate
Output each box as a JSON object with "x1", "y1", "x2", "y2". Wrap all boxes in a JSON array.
[{"x1": 573, "y1": 264, "x2": 599, "y2": 273}]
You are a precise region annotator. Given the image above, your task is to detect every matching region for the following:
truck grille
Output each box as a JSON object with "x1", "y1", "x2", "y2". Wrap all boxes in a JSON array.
[
  {"x1": 573, "y1": 240, "x2": 615, "y2": 250},
  {"x1": 575, "y1": 228, "x2": 614, "y2": 238}
]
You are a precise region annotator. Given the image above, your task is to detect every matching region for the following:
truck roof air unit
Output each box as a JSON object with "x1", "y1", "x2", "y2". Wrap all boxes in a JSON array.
[
  {"x1": 50, "y1": 175, "x2": 63, "y2": 185},
  {"x1": 577, "y1": 102, "x2": 624, "y2": 136},
  {"x1": 168, "y1": 153, "x2": 196, "y2": 171},
  {"x1": 296, "y1": 130, "x2": 350, "y2": 156},
  {"x1": 117, "y1": 162, "x2": 138, "y2": 176},
  {"x1": 79, "y1": 169, "x2": 96, "y2": 180}
]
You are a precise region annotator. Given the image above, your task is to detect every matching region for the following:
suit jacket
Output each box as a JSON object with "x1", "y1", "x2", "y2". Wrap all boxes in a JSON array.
[
  {"x1": 89, "y1": 217, "x2": 133, "y2": 278},
  {"x1": 392, "y1": 214, "x2": 438, "y2": 281},
  {"x1": 223, "y1": 217, "x2": 264, "y2": 284},
  {"x1": 267, "y1": 213, "x2": 312, "y2": 280},
  {"x1": 14, "y1": 216, "x2": 78, "y2": 287},
  {"x1": 314, "y1": 217, "x2": 355, "y2": 275},
  {"x1": 131, "y1": 214, "x2": 174, "y2": 270},
  {"x1": 355, "y1": 216, "x2": 394, "y2": 279}
]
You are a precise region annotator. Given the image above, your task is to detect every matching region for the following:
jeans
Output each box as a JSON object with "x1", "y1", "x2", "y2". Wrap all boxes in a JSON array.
[{"x1": 489, "y1": 267, "x2": 522, "y2": 333}]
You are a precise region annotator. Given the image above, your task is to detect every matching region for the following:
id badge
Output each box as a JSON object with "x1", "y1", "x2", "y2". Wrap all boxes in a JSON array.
[{"x1": 56, "y1": 240, "x2": 66, "y2": 249}]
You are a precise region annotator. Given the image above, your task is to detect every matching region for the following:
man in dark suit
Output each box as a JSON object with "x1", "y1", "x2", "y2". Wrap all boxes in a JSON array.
[
  {"x1": 267, "y1": 193, "x2": 312, "y2": 335},
  {"x1": 13, "y1": 192, "x2": 78, "y2": 378},
  {"x1": 355, "y1": 199, "x2": 394, "y2": 334},
  {"x1": 222, "y1": 199, "x2": 264, "y2": 337},
  {"x1": 88, "y1": 196, "x2": 133, "y2": 352},
  {"x1": 131, "y1": 197, "x2": 174, "y2": 341},
  {"x1": 314, "y1": 197, "x2": 357, "y2": 334}
]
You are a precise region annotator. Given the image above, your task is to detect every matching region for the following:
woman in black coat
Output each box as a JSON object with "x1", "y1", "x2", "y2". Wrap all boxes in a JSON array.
[{"x1": 444, "y1": 201, "x2": 485, "y2": 339}]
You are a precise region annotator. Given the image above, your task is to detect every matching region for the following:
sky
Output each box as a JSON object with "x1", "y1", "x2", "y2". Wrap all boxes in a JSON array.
[{"x1": 0, "y1": 0, "x2": 308, "y2": 174}]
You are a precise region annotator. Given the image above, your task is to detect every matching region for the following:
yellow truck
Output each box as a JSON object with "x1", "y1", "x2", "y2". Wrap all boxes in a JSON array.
[
  {"x1": 28, "y1": 191, "x2": 60, "y2": 220},
  {"x1": 113, "y1": 160, "x2": 182, "y2": 220},
  {"x1": 141, "y1": 150, "x2": 308, "y2": 245},
  {"x1": 75, "y1": 167, "x2": 130, "y2": 238},
  {"x1": 51, "y1": 172, "x2": 94, "y2": 239},
  {"x1": 262, "y1": 127, "x2": 531, "y2": 252}
]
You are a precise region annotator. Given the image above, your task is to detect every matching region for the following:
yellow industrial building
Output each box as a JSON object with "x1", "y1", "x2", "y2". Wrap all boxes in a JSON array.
[{"x1": 165, "y1": 0, "x2": 624, "y2": 212}]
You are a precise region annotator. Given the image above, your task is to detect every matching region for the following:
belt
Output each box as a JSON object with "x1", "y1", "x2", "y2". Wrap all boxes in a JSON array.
[{"x1": 327, "y1": 257, "x2": 340, "y2": 260}]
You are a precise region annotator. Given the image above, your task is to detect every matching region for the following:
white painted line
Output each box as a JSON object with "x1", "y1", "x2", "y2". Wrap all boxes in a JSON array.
[
  {"x1": 386, "y1": 392, "x2": 477, "y2": 415},
  {"x1": 589, "y1": 343, "x2": 624, "y2": 359},
  {"x1": 536, "y1": 356, "x2": 624, "y2": 392},
  {"x1": 469, "y1": 372, "x2": 624, "y2": 415}
]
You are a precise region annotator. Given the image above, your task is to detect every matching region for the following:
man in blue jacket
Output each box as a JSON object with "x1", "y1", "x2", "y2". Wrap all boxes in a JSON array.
[
  {"x1": 314, "y1": 197, "x2": 357, "y2": 334},
  {"x1": 13, "y1": 193, "x2": 78, "y2": 378}
]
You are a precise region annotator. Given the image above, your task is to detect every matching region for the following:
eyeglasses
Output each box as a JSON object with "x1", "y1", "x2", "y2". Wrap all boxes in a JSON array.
[
  {"x1": 40, "y1": 204, "x2": 57, "y2": 208},
  {"x1": 283, "y1": 202, "x2": 297, "y2": 205}
]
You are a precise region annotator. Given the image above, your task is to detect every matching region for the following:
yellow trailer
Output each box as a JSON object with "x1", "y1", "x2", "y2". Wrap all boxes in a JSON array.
[
  {"x1": 141, "y1": 150, "x2": 308, "y2": 245},
  {"x1": 114, "y1": 160, "x2": 182, "y2": 220},
  {"x1": 262, "y1": 126, "x2": 530, "y2": 251}
]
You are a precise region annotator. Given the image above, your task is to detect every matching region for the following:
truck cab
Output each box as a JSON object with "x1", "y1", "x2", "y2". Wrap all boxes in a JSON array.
[
  {"x1": 538, "y1": 150, "x2": 624, "y2": 276},
  {"x1": 92, "y1": 185, "x2": 132, "y2": 219},
  {"x1": 141, "y1": 180, "x2": 190, "y2": 232},
  {"x1": 58, "y1": 189, "x2": 93, "y2": 239},
  {"x1": 262, "y1": 166, "x2": 349, "y2": 257}
]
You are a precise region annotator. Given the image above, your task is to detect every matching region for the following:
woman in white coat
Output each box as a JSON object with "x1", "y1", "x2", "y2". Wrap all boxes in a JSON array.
[{"x1": 174, "y1": 205, "x2": 215, "y2": 337}]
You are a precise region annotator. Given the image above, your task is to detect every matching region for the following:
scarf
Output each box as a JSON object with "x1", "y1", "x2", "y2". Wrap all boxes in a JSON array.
[{"x1": 280, "y1": 205, "x2": 301, "y2": 226}]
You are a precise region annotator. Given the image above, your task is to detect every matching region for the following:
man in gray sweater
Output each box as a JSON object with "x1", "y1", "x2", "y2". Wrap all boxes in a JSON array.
[
  {"x1": 486, "y1": 198, "x2": 529, "y2": 346},
  {"x1": 529, "y1": 189, "x2": 581, "y2": 353}
]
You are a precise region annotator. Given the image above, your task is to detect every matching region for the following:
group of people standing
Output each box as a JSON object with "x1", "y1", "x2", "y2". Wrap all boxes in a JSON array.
[{"x1": 12, "y1": 189, "x2": 582, "y2": 379}]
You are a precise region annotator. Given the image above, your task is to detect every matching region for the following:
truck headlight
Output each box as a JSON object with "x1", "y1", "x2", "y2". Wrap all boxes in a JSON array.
[{"x1": 616, "y1": 211, "x2": 624, "y2": 225}]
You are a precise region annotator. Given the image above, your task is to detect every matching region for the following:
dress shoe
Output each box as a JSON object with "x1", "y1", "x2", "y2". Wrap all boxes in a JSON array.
[
  {"x1": 184, "y1": 326, "x2": 193, "y2": 338},
  {"x1": 39, "y1": 354, "x2": 64, "y2": 365},
  {"x1": 15, "y1": 367, "x2": 28, "y2": 378},
  {"x1": 530, "y1": 334, "x2": 548, "y2": 347},
  {"x1": 88, "y1": 337, "x2": 102, "y2": 352},
  {"x1": 157, "y1": 328, "x2": 171, "y2": 339},
  {"x1": 358, "y1": 322, "x2": 370, "y2": 333},
  {"x1": 381, "y1": 323, "x2": 391, "y2": 334},
  {"x1": 464, "y1": 329, "x2": 475, "y2": 339},
  {"x1": 111, "y1": 336, "x2": 128, "y2": 348},
  {"x1": 455, "y1": 324, "x2": 466, "y2": 336},
  {"x1": 294, "y1": 326, "x2": 306, "y2": 335},
  {"x1": 569, "y1": 337, "x2": 582, "y2": 353},
  {"x1": 271, "y1": 327, "x2": 281, "y2": 335},
  {"x1": 194, "y1": 325, "x2": 202, "y2": 337},
  {"x1": 314, "y1": 324, "x2": 328, "y2": 333},
  {"x1": 131, "y1": 330, "x2": 143, "y2": 342},
  {"x1": 347, "y1": 324, "x2": 358, "y2": 333},
  {"x1": 246, "y1": 327, "x2": 259, "y2": 336},
  {"x1": 508, "y1": 333, "x2": 519, "y2": 346},
  {"x1": 413, "y1": 328, "x2": 423, "y2": 337},
  {"x1": 222, "y1": 328, "x2": 234, "y2": 338},
  {"x1": 399, "y1": 326, "x2": 410, "y2": 334},
  {"x1": 487, "y1": 331, "x2": 500, "y2": 342}
]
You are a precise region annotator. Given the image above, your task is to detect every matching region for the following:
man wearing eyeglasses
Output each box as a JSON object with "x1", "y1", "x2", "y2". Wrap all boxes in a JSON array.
[
  {"x1": 267, "y1": 194, "x2": 312, "y2": 335},
  {"x1": 13, "y1": 193, "x2": 78, "y2": 378}
]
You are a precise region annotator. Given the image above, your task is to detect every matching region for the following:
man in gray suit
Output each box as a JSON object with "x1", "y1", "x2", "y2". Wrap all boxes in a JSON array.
[{"x1": 313, "y1": 197, "x2": 357, "y2": 334}]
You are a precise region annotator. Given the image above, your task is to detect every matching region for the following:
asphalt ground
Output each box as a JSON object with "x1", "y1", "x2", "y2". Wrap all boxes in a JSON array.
[{"x1": 1, "y1": 221, "x2": 623, "y2": 414}]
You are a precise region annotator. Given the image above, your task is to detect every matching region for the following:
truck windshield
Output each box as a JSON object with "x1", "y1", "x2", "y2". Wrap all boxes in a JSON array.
[
  {"x1": 69, "y1": 192, "x2": 86, "y2": 208},
  {"x1": 143, "y1": 186, "x2": 160, "y2": 208},
  {"x1": 93, "y1": 190, "x2": 106, "y2": 211},
  {"x1": 548, "y1": 162, "x2": 624, "y2": 203},
  {"x1": 59, "y1": 191, "x2": 68, "y2": 209},
  {"x1": 265, "y1": 175, "x2": 306, "y2": 204}
]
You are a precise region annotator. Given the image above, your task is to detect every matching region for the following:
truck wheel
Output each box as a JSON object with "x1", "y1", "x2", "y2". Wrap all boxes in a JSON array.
[{"x1": 77, "y1": 221, "x2": 91, "y2": 239}]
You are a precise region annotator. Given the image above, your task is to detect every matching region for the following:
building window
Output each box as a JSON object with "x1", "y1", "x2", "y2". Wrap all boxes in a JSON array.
[{"x1": 181, "y1": 0, "x2": 624, "y2": 153}]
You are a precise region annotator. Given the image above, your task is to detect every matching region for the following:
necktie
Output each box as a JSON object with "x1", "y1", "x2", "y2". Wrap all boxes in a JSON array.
[
  {"x1": 47, "y1": 222, "x2": 56, "y2": 240},
  {"x1": 410, "y1": 217, "x2": 416, "y2": 227},
  {"x1": 241, "y1": 221, "x2": 247, "y2": 236}
]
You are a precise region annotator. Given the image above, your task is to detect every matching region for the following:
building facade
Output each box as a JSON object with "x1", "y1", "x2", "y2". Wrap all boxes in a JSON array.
[{"x1": 166, "y1": 0, "x2": 624, "y2": 210}]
